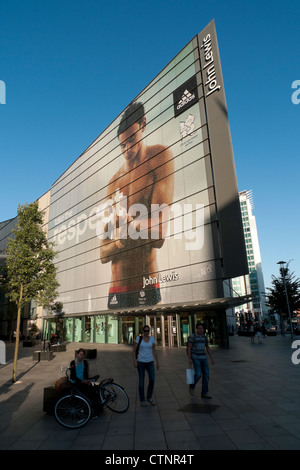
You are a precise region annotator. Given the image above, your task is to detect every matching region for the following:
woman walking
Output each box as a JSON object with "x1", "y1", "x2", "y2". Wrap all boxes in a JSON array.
[{"x1": 133, "y1": 325, "x2": 159, "y2": 407}]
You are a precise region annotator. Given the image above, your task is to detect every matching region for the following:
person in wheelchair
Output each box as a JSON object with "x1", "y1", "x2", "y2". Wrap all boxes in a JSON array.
[{"x1": 70, "y1": 348, "x2": 101, "y2": 415}]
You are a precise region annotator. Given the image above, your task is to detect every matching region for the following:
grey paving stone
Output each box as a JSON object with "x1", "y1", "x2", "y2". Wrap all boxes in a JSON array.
[{"x1": 0, "y1": 335, "x2": 299, "y2": 452}]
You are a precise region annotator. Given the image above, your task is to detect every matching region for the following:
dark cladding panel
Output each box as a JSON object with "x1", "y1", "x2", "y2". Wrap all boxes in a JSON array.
[{"x1": 198, "y1": 20, "x2": 248, "y2": 279}]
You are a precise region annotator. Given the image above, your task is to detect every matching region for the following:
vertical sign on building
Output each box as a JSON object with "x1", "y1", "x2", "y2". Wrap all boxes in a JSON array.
[{"x1": 198, "y1": 20, "x2": 248, "y2": 279}]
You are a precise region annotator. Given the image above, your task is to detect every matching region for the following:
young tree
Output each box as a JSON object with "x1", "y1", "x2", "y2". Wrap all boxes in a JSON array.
[
  {"x1": 264, "y1": 266, "x2": 300, "y2": 329},
  {"x1": 6, "y1": 202, "x2": 59, "y2": 383}
]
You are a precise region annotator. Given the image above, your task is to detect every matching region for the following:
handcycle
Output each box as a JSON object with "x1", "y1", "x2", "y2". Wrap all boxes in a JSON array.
[{"x1": 54, "y1": 369, "x2": 130, "y2": 429}]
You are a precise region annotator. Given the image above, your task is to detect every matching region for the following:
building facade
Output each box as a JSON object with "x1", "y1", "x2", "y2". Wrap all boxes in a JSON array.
[
  {"x1": 232, "y1": 190, "x2": 268, "y2": 325},
  {"x1": 0, "y1": 21, "x2": 250, "y2": 347}
]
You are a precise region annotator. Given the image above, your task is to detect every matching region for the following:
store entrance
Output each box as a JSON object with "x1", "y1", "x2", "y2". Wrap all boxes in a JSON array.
[
  {"x1": 121, "y1": 317, "x2": 135, "y2": 345},
  {"x1": 148, "y1": 316, "x2": 163, "y2": 346},
  {"x1": 148, "y1": 314, "x2": 179, "y2": 347},
  {"x1": 165, "y1": 315, "x2": 178, "y2": 347}
]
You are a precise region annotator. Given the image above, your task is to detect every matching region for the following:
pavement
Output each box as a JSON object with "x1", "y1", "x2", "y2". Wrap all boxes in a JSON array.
[{"x1": 0, "y1": 333, "x2": 300, "y2": 452}]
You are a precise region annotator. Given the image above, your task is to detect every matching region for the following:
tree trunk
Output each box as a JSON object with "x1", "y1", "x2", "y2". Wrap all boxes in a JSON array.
[
  {"x1": 12, "y1": 284, "x2": 23, "y2": 383},
  {"x1": 43, "y1": 310, "x2": 50, "y2": 351}
]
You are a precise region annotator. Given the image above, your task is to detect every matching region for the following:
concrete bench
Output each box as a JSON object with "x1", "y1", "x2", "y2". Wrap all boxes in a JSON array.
[
  {"x1": 50, "y1": 344, "x2": 66, "y2": 352},
  {"x1": 40, "y1": 351, "x2": 54, "y2": 361},
  {"x1": 33, "y1": 351, "x2": 41, "y2": 361}
]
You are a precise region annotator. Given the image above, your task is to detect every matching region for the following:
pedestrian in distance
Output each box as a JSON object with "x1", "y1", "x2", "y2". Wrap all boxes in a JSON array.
[
  {"x1": 13, "y1": 330, "x2": 20, "y2": 342},
  {"x1": 256, "y1": 325, "x2": 262, "y2": 343},
  {"x1": 187, "y1": 323, "x2": 215, "y2": 399},
  {"x1": 249, "y1": 323, "x2": 255, "y2": 344},
  {"x1": 133, "y1": 325, "x2": 159, "y2": 407}
]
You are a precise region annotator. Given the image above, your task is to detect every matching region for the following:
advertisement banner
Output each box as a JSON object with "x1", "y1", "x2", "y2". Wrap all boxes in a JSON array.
[{"x1": 48, "y1": 28, "x2": 244, "y2": 316}]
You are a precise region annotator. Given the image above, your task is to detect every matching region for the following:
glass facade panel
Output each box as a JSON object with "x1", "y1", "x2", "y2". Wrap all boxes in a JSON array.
[
  {"x1": 179, "y1": 313, "x2": 191, "y2": 346},
  {"x1": 74, "y1": 317, "x2": 83, "y2": 342},
  {"x1": 64, "y1": 318, "x2": 73, "y2": 342},
  {"x1": 107, "y1": 316, "x2": 118, "y2": 344},
  {"x1": 50, "y1": 309, "x2": 228, "y2": 348},
  {"x1": 120, "y1": 317, "x2": 135, "y2": 344},
  {"x1": 83, "y1": 316, "x2": 92, "y2": 342},
  {"x1": 95, "y1": 315, "x2": 106, "y2": 343}
]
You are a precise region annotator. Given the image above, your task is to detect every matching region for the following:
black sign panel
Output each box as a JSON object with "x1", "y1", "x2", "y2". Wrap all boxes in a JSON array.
[{"x1": 173, "y1": 75, "x2": 198, "y2": 117}]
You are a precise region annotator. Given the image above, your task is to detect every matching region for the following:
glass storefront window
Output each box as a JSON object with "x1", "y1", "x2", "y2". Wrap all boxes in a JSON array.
[
  {"x1": 179, "y1": 314, "x2": 191, "y2": 346},
  {"x1": 95, "y1": 315, "x2": 106, "y2": 343},
  {"x1": 74, "y1": 317, "x2": 83, "y2": 342},
  {"x1": 64, "y1": 318, "x2": 73, "y2": 342},
  {"x1": 83, "y1": 316, "x2": 92, "y2": 342},
  {"x1": 44, "y1": 310, "x2": 228, "y2": 347},
  {"x1": 107, "y1": 315, "x2": 118, "y2": 344},
  {"x1": 120, "y1": 317, "x2": 135, "y2": 344}
]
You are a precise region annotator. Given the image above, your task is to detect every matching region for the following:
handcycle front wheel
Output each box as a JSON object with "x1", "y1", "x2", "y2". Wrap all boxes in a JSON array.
[
  {"x1": 100, "y1": 382, "x2": 130, "y2": 413},
  {"x1": 54, "y1": 393, "x2": 92, "y2": 428}
]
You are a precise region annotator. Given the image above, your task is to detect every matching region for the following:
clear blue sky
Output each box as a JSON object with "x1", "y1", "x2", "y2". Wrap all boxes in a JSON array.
[{"x1": 1, "y1": 0, "x2": 299, "y2": 289}]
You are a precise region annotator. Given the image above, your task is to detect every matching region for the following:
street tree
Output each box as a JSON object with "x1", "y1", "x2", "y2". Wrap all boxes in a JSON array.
[
  {"x1": 264, "y1": 266, "x2": 300, "y2": 329},
  {"x1": 6, "y1": 202, "x2": 59, "y2": 383}
]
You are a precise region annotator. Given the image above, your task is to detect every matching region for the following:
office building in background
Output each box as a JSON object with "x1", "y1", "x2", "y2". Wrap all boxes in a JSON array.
[{"x1": 232, "y1": 190, "x2": 268, "y2": 325}]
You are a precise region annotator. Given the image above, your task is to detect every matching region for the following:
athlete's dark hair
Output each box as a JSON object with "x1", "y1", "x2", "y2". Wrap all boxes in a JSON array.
[{"x1": 117, "y1": 101, "x2": 145, "y2": 137}]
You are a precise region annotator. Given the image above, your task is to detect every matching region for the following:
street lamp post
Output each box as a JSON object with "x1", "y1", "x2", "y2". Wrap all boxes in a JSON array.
[{"x1": 277, "y1": 261, "x2": 294, "y2": 341}]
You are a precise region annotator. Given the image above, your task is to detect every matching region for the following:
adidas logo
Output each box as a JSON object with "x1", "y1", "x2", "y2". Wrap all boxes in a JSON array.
[
  {"x1": 173, "y1": 75, "x2": 198, "y2": 117},
  {"x1": 176, "y1": 89, "x2": 196, "y2": 110}
]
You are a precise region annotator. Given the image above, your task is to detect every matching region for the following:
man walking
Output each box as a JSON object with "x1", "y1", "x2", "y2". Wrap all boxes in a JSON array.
[{"x1": 187, "y1": 323, "x2": 215, "y2": 398}]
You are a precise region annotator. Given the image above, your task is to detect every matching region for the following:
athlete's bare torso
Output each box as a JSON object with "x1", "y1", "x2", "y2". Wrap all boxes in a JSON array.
[{"x1": 100, "y1": 120, "x2": 174, "y2": 291}]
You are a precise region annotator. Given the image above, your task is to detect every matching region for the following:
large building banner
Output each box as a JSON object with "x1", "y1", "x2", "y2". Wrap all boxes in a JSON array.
[{"x1": 47, "y1": 20, "x2": 247, "y2": 315}]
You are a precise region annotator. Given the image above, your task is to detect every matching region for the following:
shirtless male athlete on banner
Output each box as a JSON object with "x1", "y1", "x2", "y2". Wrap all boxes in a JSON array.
[{"x1": 100, "y1": 101, "x2": 174, "y2": 309}]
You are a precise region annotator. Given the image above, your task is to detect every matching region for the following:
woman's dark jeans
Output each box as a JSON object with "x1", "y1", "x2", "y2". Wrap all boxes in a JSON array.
[{"x1": 137, "y1": 361, "x2": 155, "y2": 402}]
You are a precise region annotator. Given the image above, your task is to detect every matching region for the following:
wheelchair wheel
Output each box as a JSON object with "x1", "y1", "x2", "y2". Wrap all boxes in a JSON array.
[
  {"x1": 54, "y1": 393, "x2": 91, "y2": 428},
  {"x1": 100, "y1": 382, "x2": 129, "y2": 413}
]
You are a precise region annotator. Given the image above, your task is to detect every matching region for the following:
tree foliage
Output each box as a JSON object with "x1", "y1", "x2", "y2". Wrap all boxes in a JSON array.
[
  {"x1": 264, "y1": 267, "x2": 300, "y2": 316},
  {"x1": 6, "y1": 202, "x2": 59, "y2": 382}
]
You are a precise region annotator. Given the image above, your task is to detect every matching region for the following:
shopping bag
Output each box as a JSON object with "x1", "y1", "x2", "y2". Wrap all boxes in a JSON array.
[{"x1": 186, "y1": 367, "x2": 194, "y2": 384}]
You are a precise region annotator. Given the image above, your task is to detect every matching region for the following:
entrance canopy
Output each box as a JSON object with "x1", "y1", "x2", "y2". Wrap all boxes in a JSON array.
[{"x1": 91, "y1": 295, "x2": 254, "y2": 317}]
